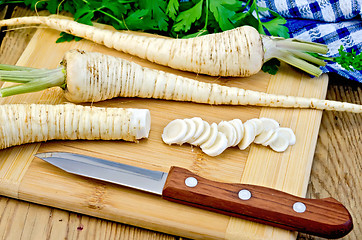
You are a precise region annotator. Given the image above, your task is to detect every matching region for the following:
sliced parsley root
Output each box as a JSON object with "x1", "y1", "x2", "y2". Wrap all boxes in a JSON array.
[
  {"x1": 0, "y1": 16, "x2": 328, "y2": 77},
  {"x1": 1, "y1": 49, "x2": 361, "y2": 113}
]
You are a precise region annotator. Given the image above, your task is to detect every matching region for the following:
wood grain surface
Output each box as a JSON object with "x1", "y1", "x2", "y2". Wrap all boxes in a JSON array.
[
  {"x1": 0, "y1": 6, "x2": 360, "y2": 240},
  {"x1": 162, "y1": 167, "x2": 353, "y2": 239}
]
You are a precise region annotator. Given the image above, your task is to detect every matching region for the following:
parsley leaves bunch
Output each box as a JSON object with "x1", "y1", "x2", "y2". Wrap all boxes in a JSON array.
[{"x1": 3, "y1": 0, "x2": 290, "y2": 40}]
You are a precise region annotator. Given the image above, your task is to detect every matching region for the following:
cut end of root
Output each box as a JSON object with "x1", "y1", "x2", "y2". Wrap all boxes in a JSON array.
[{"x1": 129, "y1": 109, "x2": 151, "y2": 139}]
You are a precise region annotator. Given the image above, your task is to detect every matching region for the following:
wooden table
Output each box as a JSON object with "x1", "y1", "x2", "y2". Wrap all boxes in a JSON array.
[{"x1": 0, "y1": 6, "x2": 360, "y2": 240}]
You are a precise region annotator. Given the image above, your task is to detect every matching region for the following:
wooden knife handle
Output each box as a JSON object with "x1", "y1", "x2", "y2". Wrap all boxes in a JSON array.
[{"x1": 162, "y1": 167, "x2": 353, "y2": 239}]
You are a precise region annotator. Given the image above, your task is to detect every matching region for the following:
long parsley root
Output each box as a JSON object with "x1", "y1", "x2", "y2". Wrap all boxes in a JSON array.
[
  {"x1": 0, "y1": 104, "x2": 151, "y2": 150},
  {"x1": 0, "y1": 16, "x2": 328, "y2": 77},
  {"x1": 1, "y1": 50, "x2": 361, "y2": 113}
]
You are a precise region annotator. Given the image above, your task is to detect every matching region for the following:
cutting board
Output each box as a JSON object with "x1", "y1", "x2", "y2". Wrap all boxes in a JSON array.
[{"x1": 0, "y1": 20, "x2": 328, "y2": 240}]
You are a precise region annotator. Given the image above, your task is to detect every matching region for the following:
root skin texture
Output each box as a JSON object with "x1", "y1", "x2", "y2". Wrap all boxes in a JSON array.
[
  {"x1": 63, "y1": 50, "x2": 362, "y2": 113},
  {"x1": 0, "y1": 16, "x2": 264, "y2": 77},
  {"x1": 0, "y1": 104, "x2": 151, "y2": 150}
]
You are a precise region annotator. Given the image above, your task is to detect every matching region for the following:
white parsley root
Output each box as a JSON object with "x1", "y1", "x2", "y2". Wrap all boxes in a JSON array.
[
  {"x1": 1, "y1": 50, "x2": 361, "y2": 113},
  {"x1": 0, "y1": 104, "x2": 151, "y2": 150},
  {"x1": 162, "y1": 117, "x2": 296, "y2": 156},
  {"x1": 0, "y1": 15, "x2": 331, "y2": 77}
]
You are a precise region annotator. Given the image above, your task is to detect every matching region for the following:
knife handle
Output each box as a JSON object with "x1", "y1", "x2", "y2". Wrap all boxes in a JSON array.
[{"x1": 162, "y1": 167, "x2": 353, "y2": 239}]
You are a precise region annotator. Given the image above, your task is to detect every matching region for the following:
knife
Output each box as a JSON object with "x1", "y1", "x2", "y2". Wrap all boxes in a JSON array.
[{"x1": 35, "y1": 152, "x2": 353, "y2": 239}]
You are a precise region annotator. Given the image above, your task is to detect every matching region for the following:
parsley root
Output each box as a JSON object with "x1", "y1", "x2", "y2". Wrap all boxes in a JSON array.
[
  {"x1": 1, "y1": 50, "x2": 361, "y2": 113},
  {"x1": 0, "y1": 104, "x2": 151, "y2": 150},
  {"x1": 0, "y1": 16, "x2": 328, "y2": 77}
]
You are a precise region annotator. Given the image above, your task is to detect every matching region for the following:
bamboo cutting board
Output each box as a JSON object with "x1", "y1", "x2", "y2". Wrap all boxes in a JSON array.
[{"x1": 0, "y1": 21, "x2": 328, "y2": 240}]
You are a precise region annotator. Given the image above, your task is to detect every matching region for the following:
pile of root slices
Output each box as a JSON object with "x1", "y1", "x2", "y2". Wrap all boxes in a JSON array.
[{"x1": 162, "y1": 117, "x2": 296, "y2": 156}]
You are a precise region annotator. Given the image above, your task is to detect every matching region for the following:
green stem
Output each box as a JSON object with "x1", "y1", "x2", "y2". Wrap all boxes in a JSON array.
[
  {"x1": 239, "y1": 0, "x2": 252, "y2": 12},
  {"x1": 203, "y1": 0, "x2": 209, "y2": 31},
  {"x1": 275, "y1": 39, "x2": 328, "y2": 54},
  {"x1": 308, "y1": 53, "x2": 334, "y2": 61},
  {"x1": 0, "y1": 67, "x2": 64, "y2": 83},
  {"x1": 0, "y1": 1, "x2": 24, "y2": 4},
  {"x1": 289, "y1": 50, "x2": 326, "y2": 67},
  {"x1": 275, "y1": 51, "x2": 323, "y2": 77},
  {"x1": 0, "y1": 64, "x2": 37, "y2": 71},
  {"x1": 0, "y1": 66, "x2": 66, "y2": 97},
  {"x1": 97, "y1": 9, "x2": 125, "y2": 27},
  {"x1": 261, "y1": 35, "x2": 329, "y2": 77}
]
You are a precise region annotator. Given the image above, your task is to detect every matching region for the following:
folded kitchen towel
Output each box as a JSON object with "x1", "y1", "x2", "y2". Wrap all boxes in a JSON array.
[{"x1": 257, "y1": 0, "x2": 362, "y2": 82}]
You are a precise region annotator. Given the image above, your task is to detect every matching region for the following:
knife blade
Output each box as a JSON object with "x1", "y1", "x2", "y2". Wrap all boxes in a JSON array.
[{"x1": 35, "y1": 152, "x2": 353, "y2": 239}]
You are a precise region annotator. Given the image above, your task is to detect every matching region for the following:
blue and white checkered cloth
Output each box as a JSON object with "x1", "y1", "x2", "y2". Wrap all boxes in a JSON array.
[{"x1": 257, "y1": 0, "x2": 362, "y2": 82}]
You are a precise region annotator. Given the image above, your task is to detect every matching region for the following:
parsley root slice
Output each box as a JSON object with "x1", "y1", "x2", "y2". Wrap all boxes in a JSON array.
[
  {"x1": 1, "y1": 49, "x2": 361, "y2": 113},
  {"x1": 161, "y1": 117, "x2": 296, "y2": 156},
  {"x1": 0, "y1": 16, "x2": 328, "y2": 77},
  {"x1": 0, "y1": 103, "x2": 151, "y2": 150}
]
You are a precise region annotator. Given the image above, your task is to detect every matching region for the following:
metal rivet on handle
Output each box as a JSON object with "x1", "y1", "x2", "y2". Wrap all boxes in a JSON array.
[
  {"x1": 238, "y1": 189, "x2": 252, "y2": 200},
  {"x1": 293, "y1": 202, "x2": 306, "y2": 213},
  {"x1": 185, "y1": 177, "x2": 198, "y2": 187}
]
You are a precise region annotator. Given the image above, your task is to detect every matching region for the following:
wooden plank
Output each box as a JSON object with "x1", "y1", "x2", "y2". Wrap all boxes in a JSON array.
[
  {"x1": 299, "y1": 78, "x2": 362, "y2": 240},
  {"x1": 0, "y1": 7, "x2": 43, "y2": 65},
  {"x1": 7, "y1": 24, "x2": 263, "y2": 239},
  {"x1": 0, "y1": 7, "x2": 50, "y2": 198},
  {"x1": 225, "y1": 65, "x2": 328, "y2": 239},
  {"x1": 0, "y1": 10, "x2": 338, "y2": 240},
  {"x1": 1, "y1": 7, "x2": 361, "y2": 240},
  {"x1": 0, "y1": 7, "x2": 179, "y2": 240}
]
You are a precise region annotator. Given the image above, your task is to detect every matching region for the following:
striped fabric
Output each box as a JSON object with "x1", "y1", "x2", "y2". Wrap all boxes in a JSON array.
[{"x1": 257, "y1": 0, "x2": 362, "y2": 82}]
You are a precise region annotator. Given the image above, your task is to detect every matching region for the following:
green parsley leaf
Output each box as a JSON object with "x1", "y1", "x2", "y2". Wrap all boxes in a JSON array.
[
  {"x1": 56, "y1": 32, "x2": 82, "y2": 43},
  {"x1": 335, "y1": 45, "x2": 362, "y2": 71},
  {"x1": 230, "y1": 1, "x2": 289, "y2": 38},
  {"x1": 166, "y1": 0, "x2": 179, "y2": 20},
  {"x1": 261, "y1": 17, "x2": 289, "y2": 38},
  {"x1": 231, "y1": 10, "x2": 259, "y2": 29},
  {"x1": 73, "y1": 5, "x2": 92, "y2": 21},
  {"x1": 139, "y1": 0, "x2": 168, "y2": 31},
  {"x1": 46, "y1": 0, "x2": 60, "y2": 14},
  {"x1": 173, "y1": 0, "x2": 204, "y2": 32},
  {"x1": 209, "y1": 0, "x2": 238, "y2": 31},
  {"x1": 77, "y1": 11, "x2": 94, "y2": 25},
  {"x1": 257, "y1": 7, "x2": 289, "y2": 38},
  {"x1": 24, "y1": 0, "x2": 45, "y2": 10},
  {"x1": 124, "y1": 9, "x2": 158, "y2": 31},
  {"x1": 62, "y1": 1, "x2": 76, "y2": 14},
  {"x1": 101, "y1": 0, "x2": 130, "y2": 17},
  {"x1": 262, "y1": 58, "x2": 281, "y2": 75}
]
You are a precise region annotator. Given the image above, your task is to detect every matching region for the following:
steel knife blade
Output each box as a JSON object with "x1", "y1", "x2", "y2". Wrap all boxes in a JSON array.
[{"x1": 35, "y1": 152, "x2": 353, "y2": 239}]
